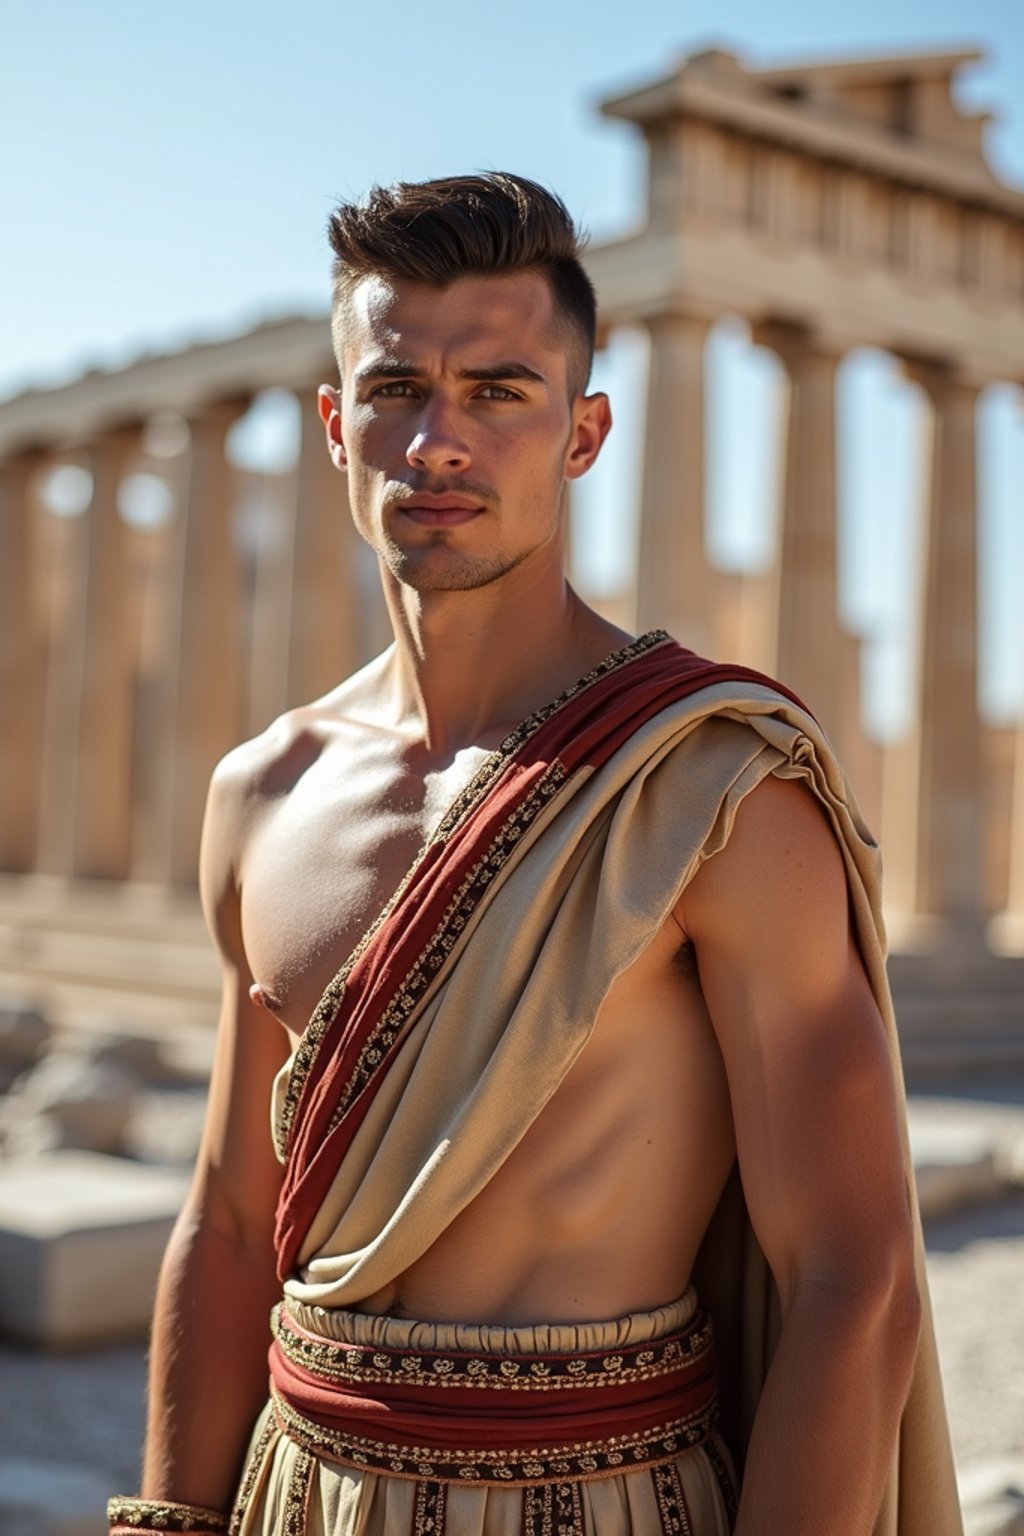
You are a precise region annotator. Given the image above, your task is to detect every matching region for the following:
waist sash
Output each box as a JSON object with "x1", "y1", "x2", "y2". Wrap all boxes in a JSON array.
[{"x1": 267, "y1": 1300, "x2": 720, "y2": 1485}]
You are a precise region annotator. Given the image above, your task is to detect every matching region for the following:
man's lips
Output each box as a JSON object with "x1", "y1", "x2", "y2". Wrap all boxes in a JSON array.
[{"x1": 398, "y1": 494, "x2": 485, "y2": 528}]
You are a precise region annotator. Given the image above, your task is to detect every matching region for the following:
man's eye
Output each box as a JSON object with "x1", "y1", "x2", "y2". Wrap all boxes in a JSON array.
[
  {"x1": 372, "y1": 382, "x2": 418, "y2": 398},
  {"x1": 477, "y1": 385, "x2": 520, "y2": 401}
]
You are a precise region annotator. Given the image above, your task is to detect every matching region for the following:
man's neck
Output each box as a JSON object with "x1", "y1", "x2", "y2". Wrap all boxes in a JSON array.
[{"x1": 381, "y1": 569, "x2": 630, "y2": 759}]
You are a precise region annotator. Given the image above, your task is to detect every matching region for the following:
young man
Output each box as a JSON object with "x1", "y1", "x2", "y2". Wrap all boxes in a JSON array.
[{"x1": 111, "y1": 174, "x2": 961, "y2": 1536}]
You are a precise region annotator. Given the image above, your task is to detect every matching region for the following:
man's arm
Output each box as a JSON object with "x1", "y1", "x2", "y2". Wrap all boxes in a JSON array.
[
  {"x1": 676, "y1": 773, "x2": 921, "y2": 1536},
  {"x1": 141, "y1": 758, "x2": 290, "y2": 1512}
]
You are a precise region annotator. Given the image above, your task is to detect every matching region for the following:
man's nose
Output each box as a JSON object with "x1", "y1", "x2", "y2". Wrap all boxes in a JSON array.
[{"x1": 406, "y1": 399, "x2": 471, "y2": 473}]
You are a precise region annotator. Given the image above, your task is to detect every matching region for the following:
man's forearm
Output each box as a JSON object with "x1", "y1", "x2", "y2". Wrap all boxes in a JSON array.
[
  {"x1": 142, "y1": 1204, "x2": 282, "y2": 1513},
  {"x1": 733, "y1": 1273, "x2": 921, "y2": 1536}
]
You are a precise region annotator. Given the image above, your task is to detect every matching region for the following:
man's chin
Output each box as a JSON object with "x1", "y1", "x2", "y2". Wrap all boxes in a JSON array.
[{"x1": 385, "y1": 548, "x2": 524, "y2": 594}]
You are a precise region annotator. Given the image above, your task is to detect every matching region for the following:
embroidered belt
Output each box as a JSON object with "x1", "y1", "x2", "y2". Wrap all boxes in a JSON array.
[{"x1": 267, "y1": 1301, "x2": 720, "y2": 1486}]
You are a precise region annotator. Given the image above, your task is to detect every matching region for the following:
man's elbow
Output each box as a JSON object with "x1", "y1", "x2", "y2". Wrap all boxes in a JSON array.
[
  {"x1": 794, "y1": 1223, "x2": 923, "y2": 1377},
  {"x1": 871, "y1": 1253, "x2": 922, "y2": 1385},
  {"x1": 823, "y1": 1234, "x2": 923, "y2": 1389}
]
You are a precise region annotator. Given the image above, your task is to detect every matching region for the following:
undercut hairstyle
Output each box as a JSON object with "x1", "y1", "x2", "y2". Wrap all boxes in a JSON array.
[{"x1": 326, "y1": 172, "x2": 597, "y2": 397}]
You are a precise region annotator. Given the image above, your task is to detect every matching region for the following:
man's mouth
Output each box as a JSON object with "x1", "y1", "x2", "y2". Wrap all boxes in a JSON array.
[{"x1": 398, "y1": 493, "x2": 484, "y2": 528}]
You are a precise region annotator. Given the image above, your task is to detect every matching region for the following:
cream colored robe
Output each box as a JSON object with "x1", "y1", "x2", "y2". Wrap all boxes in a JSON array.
[{"x1": 271, "y1": 677, "x2": 963, "y2": 1534}]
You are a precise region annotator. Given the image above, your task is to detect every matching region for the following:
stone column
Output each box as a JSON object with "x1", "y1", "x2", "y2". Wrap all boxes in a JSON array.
[
  {"x1": 72, "y1": 428, "x2": 140, "y2": 879},
  {"x1": 635, "y1": 311, "x2": 715, "y2": 652},
  {"x1": 1005, "y1": 725, "x2": 1024, "y2": 938},
  {"x1": 906, "y1": 364, "x2": 985, "y2": 933},
  {"x1": 756, "y1": 323, "x2": 846, "y2": 742},
  {"x1": 159, "y1": 399, "x2": 247, "y2": 886},
  {"x1": 36, "y1": 478, "x2": 86, "y2": 876},
  {"x1": 0, "y1": 452, "x2": 46, "y2": 871},
  {"x1": 285, "y1": 388, "x2": 362, "y2": 706}
]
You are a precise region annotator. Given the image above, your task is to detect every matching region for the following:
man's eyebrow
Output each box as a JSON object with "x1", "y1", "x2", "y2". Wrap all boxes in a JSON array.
[
  {"x1": 353, "y1": 359, "x2": 547, "y2": 385},
  {"x1": 459, "y1": 363, "x2": 546, "y2": 384}
]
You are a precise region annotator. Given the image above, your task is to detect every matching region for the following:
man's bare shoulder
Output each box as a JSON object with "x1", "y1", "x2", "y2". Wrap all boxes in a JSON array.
[
  {"x1": 212, "y1": 649, "x2": 393, "y2": 811},
  {"x1": 199, "y1": 650, "x2": 393, "y2": 937},
  {"x1": 675, "y1": 771, "x2": 849, "y2": 986}
]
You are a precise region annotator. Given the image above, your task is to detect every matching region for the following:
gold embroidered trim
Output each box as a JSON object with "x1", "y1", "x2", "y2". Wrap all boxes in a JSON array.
[
  {"x1": 325, "y1": 761, "x2": 567, "y2": 1134},
  {"x1": 228, "y1": 1413, "x2": 278, "y2": 1536},
  {"x1": 560, "y1": 1480, "x2": 585, "y2": 1536},
  {"x1": 651, "y1": 1462, "x2": 694, "y2": 1536},
  {"x1": 272, "y1": 1304, "x2": 714, "y2": 1392},
  {"x1": 523, "y1": 1484, "x2": 555, "y2": 1536},
  {"x1": 703, "y1": 1436, "x2": 740, "y2": 1527},
  {"x1": 523, "y1": 1483, "x2": 583, "y2": 1536},
  {"x1": 275, "y1": 629, "x2": 671, "y2": 1156},
  {"x1": 412, "y1": 1480, "x2": 447, "y2": 1536},
  {"x1": 107, "y1": 1498, "x2": 229, "y2": 1533},
  {"x1": 281, "y1": 1447, "x2": 314, "y2": 1536},
  {"x1": 427, "y1": 628, "x2": 670, "y2": 848},
  {"x1": 270, "y1": 1386, "x2": 716, "y2": 1486}
]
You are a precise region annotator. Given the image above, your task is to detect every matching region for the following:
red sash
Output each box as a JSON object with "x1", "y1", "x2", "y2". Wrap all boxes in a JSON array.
[
  {"x1": 274, "y1": 634, "x2": 807, "y2": 1279},
  {"x1": 267, "y1": 1300, "x2": 721, "y2": 1484}
]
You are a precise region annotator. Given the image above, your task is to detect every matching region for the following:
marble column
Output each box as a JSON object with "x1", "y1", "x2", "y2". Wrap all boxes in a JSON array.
[
  {"x1": 0, "y1": 452, "x2": 46, "y2": 871},
  {"x1": 159, "y1": 399, "x2": 247, "y2": 886},
  {"x1": 71, "y1": 428, "x2": 140, "y2": 879},
  {"x1": 285, "y1": 388, "x2": 363, "y2": 707},
  {"x1": 1005, "y1": 723, "x2": 1024, "y2": 937},
  {"x1": 906, "y1": 364, "x2": 985, "y2": 932},
  {"x1": 756, "y1": 323, "x2": 846, "y2": 742},
  {"x1": 635, "y1": 311, "x2": 715, "y2": 652}
]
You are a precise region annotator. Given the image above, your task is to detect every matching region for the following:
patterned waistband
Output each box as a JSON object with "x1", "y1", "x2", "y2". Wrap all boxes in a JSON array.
[{"x1": 267, "y1": 1293, "x2": 720, "y2": 1486}]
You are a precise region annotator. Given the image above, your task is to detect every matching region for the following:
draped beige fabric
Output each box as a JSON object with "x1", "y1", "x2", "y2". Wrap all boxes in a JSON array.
[{"x1": 266, "y1": 680, "x2": 962, "y2": 1535}]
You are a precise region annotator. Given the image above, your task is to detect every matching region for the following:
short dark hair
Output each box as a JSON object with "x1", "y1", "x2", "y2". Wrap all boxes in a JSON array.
[{"x1": 327, "y1": 172, "x2": 597, "y2": 395}]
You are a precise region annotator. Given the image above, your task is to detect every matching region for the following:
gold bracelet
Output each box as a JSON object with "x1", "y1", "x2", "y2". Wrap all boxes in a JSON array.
[{"x1": 107, "y1": 1496, "x2": 230, "y2": 1534}]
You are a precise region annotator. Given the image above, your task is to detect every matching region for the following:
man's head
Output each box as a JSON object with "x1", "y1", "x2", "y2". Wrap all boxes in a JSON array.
[
  {"x1": 318, "y1": 174, "x2": 611, "y2": 599},
  {"x1": 327, "y1": 172, "x2": 597, "y2": 400}
]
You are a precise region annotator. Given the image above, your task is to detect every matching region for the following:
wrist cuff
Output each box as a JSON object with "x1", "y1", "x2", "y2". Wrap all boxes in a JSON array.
[{"x1": 107, "y1": 1496, "x2": 230, "y2": 1535}]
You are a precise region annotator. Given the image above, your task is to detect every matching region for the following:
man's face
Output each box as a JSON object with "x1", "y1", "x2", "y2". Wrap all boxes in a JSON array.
[{"x1": 319, "y1": 269, "x2": 610, "y2": 594}]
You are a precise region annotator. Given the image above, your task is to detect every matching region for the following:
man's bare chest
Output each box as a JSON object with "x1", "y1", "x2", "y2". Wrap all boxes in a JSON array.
[{"x1": 238, "y1": 736, "x2": 493, "y2": 1041}]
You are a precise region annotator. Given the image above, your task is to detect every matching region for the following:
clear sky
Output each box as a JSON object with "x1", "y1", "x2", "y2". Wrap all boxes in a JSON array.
[{"x1": 4, "y1": 0, "x2": 1023, "y2": 733}]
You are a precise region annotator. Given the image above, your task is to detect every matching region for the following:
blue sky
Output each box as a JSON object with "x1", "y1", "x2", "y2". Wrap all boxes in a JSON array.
[{"x1": 4, "y1": 0, "x2": 1023, "y2": 733}]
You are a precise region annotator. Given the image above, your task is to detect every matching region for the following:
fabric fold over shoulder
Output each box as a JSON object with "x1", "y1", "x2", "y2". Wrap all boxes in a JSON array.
[{"x1": 269, "y1": 632, "x2": 962, "y2": 1536}]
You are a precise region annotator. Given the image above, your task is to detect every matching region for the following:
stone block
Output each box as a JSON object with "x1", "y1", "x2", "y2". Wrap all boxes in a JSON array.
[
  {"x1": 910, "y1": 1121, "x2": 1005, "y2": 1220},
  {"x1": 959, "y1": 1459, "x2": 1024, "y2": 1536},
  {"x1": 0, "y1": 1150, "x2": 188, "y2": 1346},
  {"x1": 0, "y1": 1456, "x2": 109, "y2": 1536}
]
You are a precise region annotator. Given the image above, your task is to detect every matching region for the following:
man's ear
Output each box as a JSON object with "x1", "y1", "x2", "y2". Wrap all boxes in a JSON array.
[
  {"x1": 564, "y1": 391, "x2": 612, "y2": 481},
  {"x1": 317, "y1": 384, "x2": 347, "y2": 472}
]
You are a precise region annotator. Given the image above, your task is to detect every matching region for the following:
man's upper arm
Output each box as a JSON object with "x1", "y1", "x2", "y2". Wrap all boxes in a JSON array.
[
  {"x1": 675, "y1": 773, "x2": 914, "y2": 1311},
  {"x1": 191, "y1": 754, "x2": 290, "y2": 1250}
]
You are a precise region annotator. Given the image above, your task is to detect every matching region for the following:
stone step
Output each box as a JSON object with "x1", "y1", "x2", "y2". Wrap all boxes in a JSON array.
[
  {"x1": 908, "y1": 1096, "x2": 1024, "y2": 1221},
  {"x1": 0, "y1": 876, "x2": 218, "y2": 1031},
  {"x1": 0, "y1": 1150, "x2": 189, "y2": 1347},
  {"x1": 889, "y1": 952, "x2": 1024, "y2": 1080}
]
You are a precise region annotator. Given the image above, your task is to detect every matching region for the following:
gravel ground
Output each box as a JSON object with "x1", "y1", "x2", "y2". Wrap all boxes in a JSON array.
[
  {"x1": 924, "y1": 1191, "x2": 1024, "y2": 1466},
  {"x1": 0, "y1": 1339, "x2": 147, "y2": 1491},
  {"x1": 3, "y1": 1185, "x2": 1023, "y2": 1497}
]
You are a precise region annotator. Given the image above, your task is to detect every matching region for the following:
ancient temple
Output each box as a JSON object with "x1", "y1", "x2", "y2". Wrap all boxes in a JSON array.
[{"x1": 1, "y1": 46, "x2": 1022, "y2": 1069}]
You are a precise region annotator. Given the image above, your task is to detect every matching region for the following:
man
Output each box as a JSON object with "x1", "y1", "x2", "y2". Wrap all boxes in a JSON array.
[{"x1": 110, "y1": 174, "x2": 961, "y2": 1536}]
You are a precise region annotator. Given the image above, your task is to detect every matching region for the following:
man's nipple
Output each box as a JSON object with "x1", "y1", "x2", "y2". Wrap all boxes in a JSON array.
[{"x1": 249, "y1": 982, "x2": 284, "y2": 1014}]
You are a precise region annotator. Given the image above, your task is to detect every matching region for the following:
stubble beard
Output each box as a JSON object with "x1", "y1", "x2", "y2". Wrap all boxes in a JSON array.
[{"x1": 380, "y1": 535, "x2": 533, "y2": 594}]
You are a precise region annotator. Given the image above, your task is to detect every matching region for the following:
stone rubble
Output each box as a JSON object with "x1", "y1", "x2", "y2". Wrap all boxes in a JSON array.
[{"x1": 0, "y1": 1000, "x2": 51, "y2": 1095}]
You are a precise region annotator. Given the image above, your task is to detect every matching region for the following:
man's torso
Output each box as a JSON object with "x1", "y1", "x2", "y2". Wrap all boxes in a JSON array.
[{"x1": 236, "y1": 654, "x2": 737, "y2": 1324}]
